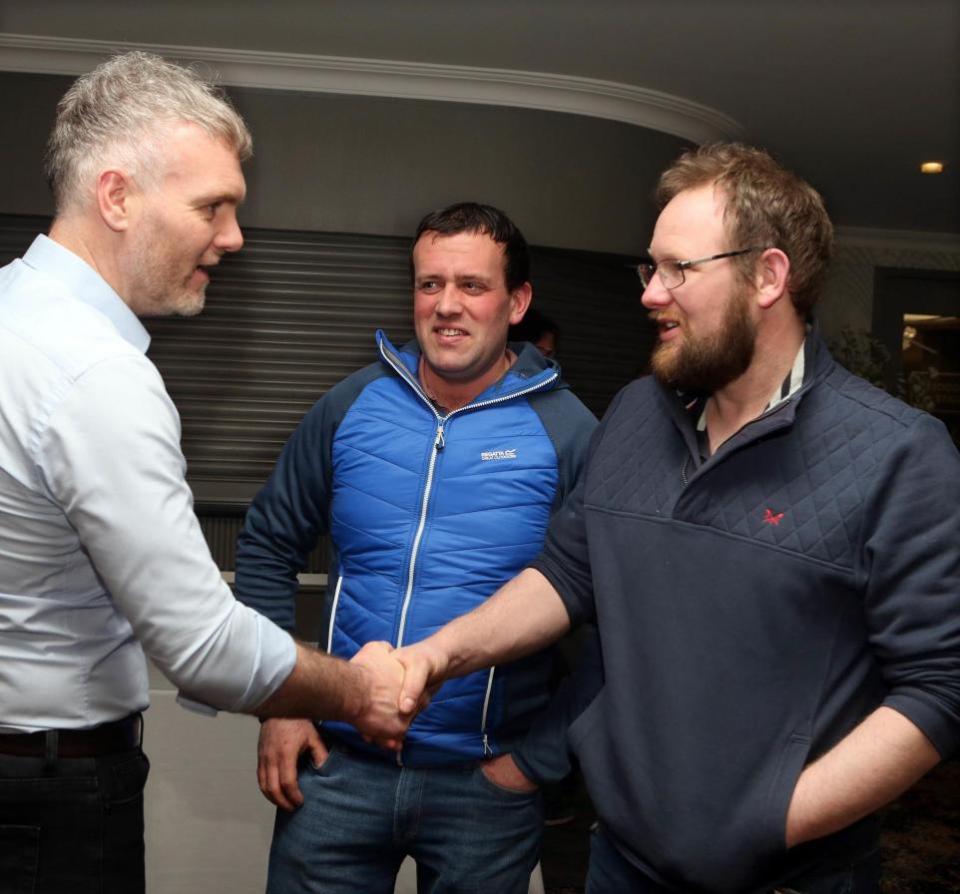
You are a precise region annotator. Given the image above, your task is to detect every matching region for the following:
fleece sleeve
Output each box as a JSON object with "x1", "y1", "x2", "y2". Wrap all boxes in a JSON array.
[
  {"x1": 530, "y1": 386, "x2": 632, "y2": 626},
  {"x1": 863, "y1": 413, "x2": 960, "y2": 757}
]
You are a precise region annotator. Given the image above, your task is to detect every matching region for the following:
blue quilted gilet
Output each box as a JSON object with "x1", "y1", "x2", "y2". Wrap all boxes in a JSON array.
[{"x1": 323, "y1": 333, "x2": 561, "y2": 765}]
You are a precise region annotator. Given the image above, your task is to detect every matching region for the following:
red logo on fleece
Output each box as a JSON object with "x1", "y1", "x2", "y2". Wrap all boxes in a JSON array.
[{"x1": 762, "y1": 508, "x2": 784, "y2": 526}]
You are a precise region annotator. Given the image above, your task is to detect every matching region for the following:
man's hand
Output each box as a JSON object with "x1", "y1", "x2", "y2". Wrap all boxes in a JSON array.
[
  {"x1": 254, "y1": 570, "x2": 567, "y2": 724},
  {"x1": 349, "y1": 641, "x2": 416, "y2": 749},
  {"x1": 393, "y1": 639, "x2": 450, "y2": 714},
  {"x1": 784, "y1": 706, "x2": 940, "y2": 848},
  {"x1": 392, "y1": 569, "x2": 569, "y2": 715},
  {"x1": 481, "y1": 753, "x2": 539, "y2": 794},
  {"x1": 257, "y1": 717, "x2": 326, "y2": 811}
]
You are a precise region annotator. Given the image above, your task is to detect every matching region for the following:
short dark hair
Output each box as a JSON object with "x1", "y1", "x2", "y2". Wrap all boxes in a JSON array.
[
  {"x1": 509, "y1": 308, "x2": 559, "y2": 344},
  {"x1": 411, "y1": 202, "x2": 530, "y2": 291}
]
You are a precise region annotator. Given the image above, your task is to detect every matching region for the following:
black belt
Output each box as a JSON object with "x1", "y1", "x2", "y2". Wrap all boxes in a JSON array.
[{"x1": 0, "y1": 714, "x2": 141, "y2": 759}]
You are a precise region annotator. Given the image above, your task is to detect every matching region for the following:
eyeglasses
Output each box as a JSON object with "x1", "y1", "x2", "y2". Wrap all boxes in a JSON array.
[{"x1": 637, "y1": 247, "x2": 765, "y2": 290}]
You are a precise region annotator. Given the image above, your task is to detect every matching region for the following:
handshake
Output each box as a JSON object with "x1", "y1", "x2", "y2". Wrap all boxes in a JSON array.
[
  {"x1": 344, "y1": 639, "x2": 449, "y2": 749},
  {"x1": 255, "y1": 639, "x2": 452, "y2": 811},
  {"x1": 258, "y1": 636, "x2": 537, "y2": 811}
]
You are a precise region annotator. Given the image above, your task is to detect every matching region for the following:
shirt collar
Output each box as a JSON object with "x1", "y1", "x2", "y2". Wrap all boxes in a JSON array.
[
  {"x1": 763, "y1": 337, "x2": 807, "y2": 413},
  {"x1": 694, "y1": 337, "x2": 808, "y2": 433},
  {"x1": 22, "y1": 234, "x2": 151, "y2": 353}
]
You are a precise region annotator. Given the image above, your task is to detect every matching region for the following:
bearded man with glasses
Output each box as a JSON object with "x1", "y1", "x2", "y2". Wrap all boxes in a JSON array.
[{"x1": 392, "y1": 143, "x2": 960, "y2": 893}]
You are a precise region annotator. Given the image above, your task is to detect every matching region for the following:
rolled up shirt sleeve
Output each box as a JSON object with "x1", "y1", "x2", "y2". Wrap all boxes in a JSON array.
[{"x1": 36, "y1": 355, "x2": 296, "y2": 712}]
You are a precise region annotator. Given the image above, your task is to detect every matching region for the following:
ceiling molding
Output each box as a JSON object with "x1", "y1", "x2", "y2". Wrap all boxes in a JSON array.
[
  {"x1": 835, "y1": 226, "x2": 960, "y2": 255},
  {"x1": 0, "y1": 32, "x2": 744, "y2": 144}
]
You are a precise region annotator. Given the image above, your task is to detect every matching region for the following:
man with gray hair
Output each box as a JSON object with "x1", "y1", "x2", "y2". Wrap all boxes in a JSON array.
[{"x1": 0, "y1": 51, "x2": 407, "y2": 894}]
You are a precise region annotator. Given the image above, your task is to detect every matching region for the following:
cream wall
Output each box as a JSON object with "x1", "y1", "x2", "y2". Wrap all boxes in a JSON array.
[{"x1": 143, "y1": 684, "x2": 272, "y2": 894}]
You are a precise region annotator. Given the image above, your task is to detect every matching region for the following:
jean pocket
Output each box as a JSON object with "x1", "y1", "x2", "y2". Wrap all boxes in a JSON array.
[
  {"x1": 0, "y1": 824, "x2": 40, "y2": 894},
  {"x1": 107, "y1": 751, "x2": 150, "y2": 810},
  {"x1": 473, "y1": 765, "x2": 539, "y2": 800},
  {"x1": 307, "y1": 746, "x2": 341, "y2": 776},
  {"x1": 107, "y1": 751, "x2": 150, "y2": 807}
]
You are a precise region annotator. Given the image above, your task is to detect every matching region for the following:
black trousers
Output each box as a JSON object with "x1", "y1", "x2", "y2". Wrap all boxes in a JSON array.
[{"x1": 0, "y1": 747, "x2": 150, "y2": 894}]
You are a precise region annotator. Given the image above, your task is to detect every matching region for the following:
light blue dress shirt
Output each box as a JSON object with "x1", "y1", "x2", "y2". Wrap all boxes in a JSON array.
[{"x1": 0, "y1": 235, "x2": 295, "y2": 732}]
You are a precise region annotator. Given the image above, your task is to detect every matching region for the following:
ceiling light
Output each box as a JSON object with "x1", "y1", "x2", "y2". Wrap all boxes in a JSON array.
[{"x1": 920, "y1": 161, "x2": 944, "y2": 174}]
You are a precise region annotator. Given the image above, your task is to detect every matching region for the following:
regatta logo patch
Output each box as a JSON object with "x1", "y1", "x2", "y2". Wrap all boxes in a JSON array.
[
  {"x1": 762, "y1": 508, "x2": 785, "y2": 526},
  {"x1": 481, "y1": 449, "x2": 518, "y2": 461}
]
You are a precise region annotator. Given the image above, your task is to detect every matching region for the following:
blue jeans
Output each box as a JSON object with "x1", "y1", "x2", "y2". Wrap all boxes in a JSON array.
[
  {"x1": 0, "y1": 748, "x2": 149, "y2": 894},
  {"x1": 585, "y1": 827, "x2": 672, "y2": 893},
  {"x1": 267, "y1": 742, "x2": 543, "y2": 894},
  {"x1": 585, "y1": 826, "x2": 881, "y2": 894}
]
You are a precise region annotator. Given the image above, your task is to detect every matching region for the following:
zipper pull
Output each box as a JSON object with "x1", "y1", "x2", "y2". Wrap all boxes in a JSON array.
[{"x1": 435, "y1": 422, "x2": 446, "y2": 451}]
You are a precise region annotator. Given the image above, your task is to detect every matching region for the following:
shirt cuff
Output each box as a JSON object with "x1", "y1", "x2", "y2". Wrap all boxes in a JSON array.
[{"x1": 233, "y1": 615, "x2": 298, "y2": 712}]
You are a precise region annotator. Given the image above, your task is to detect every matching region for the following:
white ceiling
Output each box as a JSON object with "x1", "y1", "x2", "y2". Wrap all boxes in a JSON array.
[{"x1": 1, "y1": 0, "x2": 957, "y2": 235}]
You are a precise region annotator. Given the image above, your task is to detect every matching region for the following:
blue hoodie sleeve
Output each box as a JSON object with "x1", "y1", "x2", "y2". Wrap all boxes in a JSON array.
[
  {"x1": 529, "y1": 384, "x2": 598, "y2": 508},
  {"x1": 234, "y1": 363, "x2": 384, "y2": 633}
]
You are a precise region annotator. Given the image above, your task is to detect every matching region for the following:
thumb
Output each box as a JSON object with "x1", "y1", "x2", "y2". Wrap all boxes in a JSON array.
[
  {"x1": 396, "y1": 650, "x2": 432, "y2": 715},
  {"x1": 308, "y1": 729, "x2": 328, "y2": 767},
  {"x1": 353, "y1": 640, "x2": 393, "y2": 661}
]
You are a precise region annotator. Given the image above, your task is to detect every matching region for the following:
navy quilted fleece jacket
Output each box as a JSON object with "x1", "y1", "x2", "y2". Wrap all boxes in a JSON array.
[
  {"x1": 236, "y1": 331, "x2": 596, "y2": 766},
  {"x1": 528, "y1": 334, "x2": 960, "y2": 892}
]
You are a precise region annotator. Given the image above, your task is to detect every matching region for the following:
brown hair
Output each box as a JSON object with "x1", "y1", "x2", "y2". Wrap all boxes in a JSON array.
[{"x1": 656, "y1": 143, "x2": 833, "y2": 317}]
